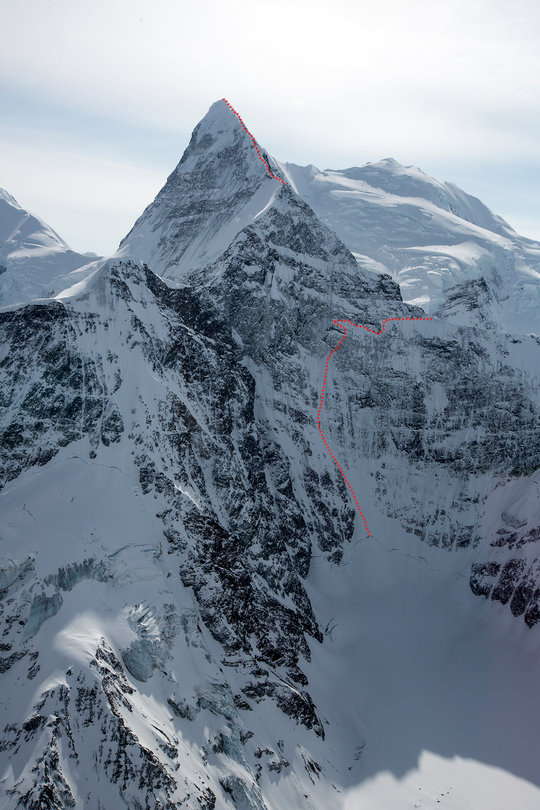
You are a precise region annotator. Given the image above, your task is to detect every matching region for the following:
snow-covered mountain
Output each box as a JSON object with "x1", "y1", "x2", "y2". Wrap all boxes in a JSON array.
[
  {"x1": 0, "y1": 189, "x2": 99, "y2": 308},
  {"x1": 283, "y1": 159, "x2": 540, "y2": 335},
  {"x1": 117, "y1": 100, "x2": 285, "y2": 280},
  {"x1": 1, "y1": 100, "x2": 539, "y2": 810}
]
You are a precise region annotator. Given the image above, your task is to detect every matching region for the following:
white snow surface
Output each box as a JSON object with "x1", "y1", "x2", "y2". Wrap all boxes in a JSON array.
[
  {"x1": 1, "y1": 259, "x2": 538, "y2": 809},
  {"x1": 117, "y1": 99, "x2": 284, "y2": 281},
  {"x1": 0, "y1": 189, "x2": 100, "y2": 307},
  {"x1": 283, "y1": 160, "x2": 540, "y2": 334},
  {"x1": 1, "y1": 101, "x2": 539, "y2": 809},
  {"x1": 2, "y1": 435, "x2": 539, "y2": 809}
]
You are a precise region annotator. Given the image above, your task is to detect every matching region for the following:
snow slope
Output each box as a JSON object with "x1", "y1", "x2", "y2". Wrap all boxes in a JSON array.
[
  {"x1": 1, "y1": 101, "x2": 539, "y2": 810},
  {"x1": 117, "y1": 99, "x2": 286, "y2": 281},
  {"x1": 283, "y1": 160, "x2": 540, "y2": 335},
  {"x1": 0, "y1": 189, "x2": 99, "y2": 308}
]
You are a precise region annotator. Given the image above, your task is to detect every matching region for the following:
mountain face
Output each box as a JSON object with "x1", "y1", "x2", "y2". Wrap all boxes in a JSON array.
[
  {"x1": 118, "y1": 100, "x2": 285, "y2": 280},
  {"x1": 0, "y1": 190, "x2": 99, "y2": 308},
  {"x1": 283, "y1": 160, "x2": 540, "y2": 335},
  {"x1": 1, "y1": 100, "x2": 539, "y2": 809}
]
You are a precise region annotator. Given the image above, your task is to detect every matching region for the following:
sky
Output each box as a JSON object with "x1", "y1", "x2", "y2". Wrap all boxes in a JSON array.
[{"x1": 1, "y1": 0, "x2": 539, "y2": 255}]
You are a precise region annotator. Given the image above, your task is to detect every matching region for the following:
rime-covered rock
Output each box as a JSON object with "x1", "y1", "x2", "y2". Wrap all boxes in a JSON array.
[{"x1": 1, "y1": 100, "x2": 539, "y2": 810}]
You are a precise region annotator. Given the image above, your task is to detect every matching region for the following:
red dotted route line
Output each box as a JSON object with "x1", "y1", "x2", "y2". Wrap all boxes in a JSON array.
[
  {"x1": 317, "y1": 316, "x2": 433, "y2": 537},
  {"x1": 223, "y1": 98, "x2": 285, "y2": 185}
]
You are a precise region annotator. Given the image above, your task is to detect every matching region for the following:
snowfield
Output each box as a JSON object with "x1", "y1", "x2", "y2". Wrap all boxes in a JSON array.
[{"x1": 1, "y1": 99, "x2": 539, "y2": 809}]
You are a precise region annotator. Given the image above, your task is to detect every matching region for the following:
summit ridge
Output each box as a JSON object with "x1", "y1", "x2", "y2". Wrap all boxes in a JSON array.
[
  {"x1": 117, "y1": 100, "x2": 290, "y2": 279},
  {"x1": 0, "y1": 99, "x2": 539, "y2": 810},
  {"x1": 222, "y1": 98, "x2": 285, "y2": 185}
]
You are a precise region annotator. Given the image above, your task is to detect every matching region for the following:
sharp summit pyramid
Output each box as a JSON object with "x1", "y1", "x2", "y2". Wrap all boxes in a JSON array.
[
  {"x1": 0, "y1": 99, "x2": 539, "y2": 810},
  {"x1": 118, "y1": 99, "x2": 291, "y2": 279}
]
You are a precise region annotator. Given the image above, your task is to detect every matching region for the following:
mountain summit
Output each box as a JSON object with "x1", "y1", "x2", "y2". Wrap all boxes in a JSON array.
[
  {"x1": 284, "y1": 160, "x2": 540, "y2": 333},
  {"x1": 119, "y1": 99, "x2": 540, "y2": 336},
  {"x1": 118, "y1": 99, "x2": 289, "y2": 279},
  {"x1": 0, "y1": 190, "x2": 98, "y2": 308},
  {"x1": 1, "y1": 101, "x2": 539, "y2": 810}
]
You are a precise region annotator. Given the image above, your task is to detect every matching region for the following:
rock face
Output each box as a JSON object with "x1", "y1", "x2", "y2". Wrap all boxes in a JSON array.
[
  {"x1": 118, "y1": 100, "x2": 284, "y2": 279},
  {"x1": 0, "y1": 100, "x2": 539, "y2": 808}
]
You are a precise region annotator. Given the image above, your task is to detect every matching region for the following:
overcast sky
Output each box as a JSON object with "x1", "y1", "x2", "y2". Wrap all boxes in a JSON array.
[{"x1": 1, "y1": 0, "x2": 539, "y2": 255}]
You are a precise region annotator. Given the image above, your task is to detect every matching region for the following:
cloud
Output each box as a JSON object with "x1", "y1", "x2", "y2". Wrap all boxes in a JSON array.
[
  {"x1": 1, "y1": 0, "x2": 539, "y2": 245},
  {"x1": 0, "y1": 129, "x2": 168, "y2": 254},
  {"x1": 4, "y1": 0, "x2": 539, "y2": 132}
]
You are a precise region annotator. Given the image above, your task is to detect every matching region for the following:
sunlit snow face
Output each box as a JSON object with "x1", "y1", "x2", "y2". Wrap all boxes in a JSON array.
[{"x1": 1, "y1": 0, "x2": 540, "y2": 253}]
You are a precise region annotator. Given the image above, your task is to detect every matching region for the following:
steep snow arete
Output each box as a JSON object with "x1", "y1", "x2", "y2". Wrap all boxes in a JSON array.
[{"x1": 1, "y1": 99, "x2": 539, "y2": 810}]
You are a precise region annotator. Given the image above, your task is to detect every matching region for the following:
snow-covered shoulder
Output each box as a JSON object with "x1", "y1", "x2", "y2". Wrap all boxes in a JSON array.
[
  {"x1": 0, "y1": 189, "x2": 102, "y2": 308},
  {"x1": 284, "y1": 159, "x2": 540, "y2": 334}
]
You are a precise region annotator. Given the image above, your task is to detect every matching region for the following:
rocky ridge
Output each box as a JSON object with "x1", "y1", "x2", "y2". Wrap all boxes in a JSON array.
[{"x1": 0, "y1": 100, "x2": 539, "y2": 808}]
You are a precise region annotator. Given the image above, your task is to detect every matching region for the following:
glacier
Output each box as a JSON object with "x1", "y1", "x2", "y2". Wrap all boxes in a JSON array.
[
  {"x1": 0, "y1": 99, "x2": 539, "y2": 810},
  {"x1": 282, "y1": 158, "x2": 540, "y2": 335}
]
